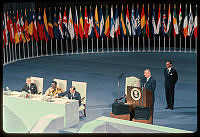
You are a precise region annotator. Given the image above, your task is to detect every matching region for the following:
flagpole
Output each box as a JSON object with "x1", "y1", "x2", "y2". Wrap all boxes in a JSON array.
[
  {"x1": 92, "y1": 37, "x2": 93, "y2": 53},
  {"x1": 56, "y1": 39, "x2": 58, "y2": 55},
  {"x1": 61, "y1": 39, "x2": 63, "y2": 55},
  {"x1": 107, "y1": 37, "x2": 109, "y2": 52},
  {"x1": 102, "y1": 37, "x2": 104, "y2": 52},
  {"x1": 153, "y1": 37, "x2": 155, "y2": 52},
  {"x1": 112, "y1": 38, "x2": 114, "y2": 52},
  {"x1": 22, "y1": 42, "x2": 25, "y2": 59},
  {"x1": 15, "y1": 44, "x2": 17, "y2": 60},
  {"x1": 164, "y1": 36, "x2": 165, "y2": 52},
  {"x1": 133, "y1": 37, "x2": 134, "y2": 52},
  {"x1": 46, "y1": 41, "x2": 48, "y2": 55},
  {"x1": 128, "y1": 37, "x2": 130, "y2": 52},
  {"x1": 76, "y1": 38, "x2": 78, "y2": 53},
  {"x1": 138, "y1": 36, "x2": 139, "y2": 52},
  {"x1": 148, "y1": 37, "x2": 150, "y2": 52},
  {"x1": 66, "y1": 39, "x2": 68, "y2": 54},
  {"x1": 36, "y1": 41, "x2": 38, "y2": 57},
  {"x1": 190, "y1": 37, "x2": 191, "y2": 52},
  {"x1": 40, "y1": 40, "x2": 43, "y2": 56},
  {"x1": 179, "y1": 35, "x2": 181, "y2": 52},
  {"x1": 97, "y1": 38, "x2": 99, "y2": 52},
  {"x1": 143, "y1": 36, "x2": 145, "y2": 52},
  {"x1": 3, "y1": 46, "x2": 6, "y2": 64},
  {"x1": 174, "y1": 36, "x2": 176, "y2": 52},
  {"x1": 18, "y1": 43, "x2": 21, "y2": 59},
  {"x1": 12, "y1": 43, "x2": 14, "y2": 61},
  {"x1": 123, "y1": 37, "x2": 124, "y2": 52},
  {"x1": 32, "y1": 38, "x2": 34, "y2": 57},
  {"x1": 81, "y1": 38, "x2": 83, "y2": 53},
  {"x1": 51, "y1": 39, "x2": 53, "y2": 56},
  {"x1": 169, "y1": 37, "x2": 170, "y2": 52},
  {"x1": 6, "y1": 44, "x2": 8, "y2": 62},
  {"x1": 87, "y1": 38, "x2": 88, "y2": 53},
  {"x1": 184, "y1": 37, "x2": 186, "y2": 52},
  {"x1": 9, "y1": 43, "x2": 12, "y2": 61},
  {"x1": 195, "y1": 37, "x2": 197, "y2": 53}
]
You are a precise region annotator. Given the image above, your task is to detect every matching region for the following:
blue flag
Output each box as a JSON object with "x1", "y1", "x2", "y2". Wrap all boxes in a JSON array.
[
  {"x1": 53, "y1": 8, "x2": 61, "y2": 39},
  {"x1": 135, "y1": 7, "x2": 141, "y2": 36}
]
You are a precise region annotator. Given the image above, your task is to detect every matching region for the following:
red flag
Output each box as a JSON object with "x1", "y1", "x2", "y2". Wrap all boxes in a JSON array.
[
  {"x1": 74, "y1": 6, "x2": 79, "y2": 38},
  {"x1": 84, "y1": 6, "x2": 89, "y2": 38},
  {"x1": 24, "y1": 9, "x2": 30, "y2": 42},
  {"x1": 33, "y1": 9, "x2": 38, "y2": 42},
  {"x1": 48, "y1": 8, "x2": 54, "y2": 39},
  {"x1": 79, "y1": 6, "x2": 84, "y2": 39},
  {"x1": 37, "y1": 8, "x2": 44, "y2": 40}
]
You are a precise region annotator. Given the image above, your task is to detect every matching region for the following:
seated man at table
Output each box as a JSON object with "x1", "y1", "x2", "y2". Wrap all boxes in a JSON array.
[
  {"x1": 45, "y1": 81, "x2": 63, "y2": 97},
  {"x1": 56, "y1": 86, "x2": 81, "y2": 106},
  {"x1": 22, "y1": 77, "x2": 38, "y2": 94}
]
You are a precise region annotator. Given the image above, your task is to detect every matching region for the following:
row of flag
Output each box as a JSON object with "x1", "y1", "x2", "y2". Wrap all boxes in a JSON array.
[{"x1": 2, "y1": 3, "x2": 198, "y2": 48}]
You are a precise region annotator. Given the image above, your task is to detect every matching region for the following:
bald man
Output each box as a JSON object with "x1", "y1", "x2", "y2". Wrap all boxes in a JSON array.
[{"x1": 22, "y1": 77, "x2": 38, "y2": 94}]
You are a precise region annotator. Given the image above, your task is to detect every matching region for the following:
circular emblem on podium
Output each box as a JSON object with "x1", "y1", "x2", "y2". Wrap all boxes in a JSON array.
[{"x1": 131, "y1": 88, "x2": 141, "y2": 101}]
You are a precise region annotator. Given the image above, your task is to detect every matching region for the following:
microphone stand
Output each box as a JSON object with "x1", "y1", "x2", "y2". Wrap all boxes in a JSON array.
[{"x1": 117, "y1": 73, "x2": 124, "y2": 99}]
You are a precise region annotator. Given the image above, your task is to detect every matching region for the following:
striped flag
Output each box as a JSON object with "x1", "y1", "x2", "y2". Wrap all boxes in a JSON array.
[
  {"x1": 62, "y1": 7, "x2": 69, "y2": 39},
  {"x1": 48, "y1": 8, "x2": 54, "y2": 39},
  {"x1": 162, "y1": 7, "x2": 167, "y2": 36},
  {"x1": 173, "y1": 5, "x2": 179, "y2": 37},
  {"x1": 53, "y1": 8, "x2": 60, "y2": 39},
  {"x1": 140, "y1": 4, "x2": 145, "y2": 35},
  {"x1": 28, "y1": 10, "x2": 33, "y2": 38},
  {"x1": 24, "y1": 9, "x2": 30, "y2": 42},
  {"x1": 110, "y1": 5, "x2": 115, "y2": 38},
  {"x1": 79, "y1": 6, "x2": 84, "y2": 39},
  {"x1": 120, "y1": 5, "x2": 126, "y2": 37},
  {"x1": 88, "y1": 6, "x2": 94, "y2": 37},
  {"x1": 131, "y1": 6, "x2": 136, "y2": 36},
  {"x1": 33, "y1": 9, "x2": 38, "y2": 42},
  {"x1": 135, "y1": 5, "x2": 141, "y2": 36},
  {"x1": 44, "y1": 8, "x2": 50, "y2": 42},
  {"x1": 183, "y1": 4, "x2": 188, "y2": 38},
  {"x1": 14, "y1": 11, "x2": 20, "y2": 44},
  {"x1": 100, "y1": 5, "x2": 104, "y2": 37},
  {"x1": 152, "y1": 6, "x2": 156, "y2": 36},
  {"x1": 166, "y1": 4, "x2": 172, "y2": 37},
  {"x1": 74, "y1": 6, "x2": 79, "y2": 38},
  {"x1": 126, "y1": 5, "x2": 131, "y2": 36},
  {"x1": 84, "y1": 6, "x2": 89, "y2": 38},
  {"x1": 115, "y1": 5, "x2": 120, "y2": 37},
  {"x1": 68, "y1": 6, "x2": 75, "y2": 39},
  {"x1": 7, "y1": 11, "x2": 14, "y2": 44},
  {"x1": 58, "y1": 8, "x2": 64, "y2": 39},
  {"x1": 188, "y1": 4, "x2": 194, "y2": 36},
  {"x1": 156, "y1": 5, "x2": 161, "y2": 34},
  {"x1": 94, "y1": 5, "x2": 100, "y2": 39},
  {"x1": 178, "y1": 4, "x2": 182, "y2": 33},
  {"x1": 19, "y1": 10, "x2": 26, "y2": 43},
  {"x1": 194, "y1": 5, "x2": 197, "y2": 38}
]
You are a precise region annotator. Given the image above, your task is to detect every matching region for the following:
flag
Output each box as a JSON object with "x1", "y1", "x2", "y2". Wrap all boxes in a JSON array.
[
  {"x1": 194, "y1": 5, "x2": 197, "y2": 38},
  {"x1": 19, "y1": 10, "x2": 26, "y2": 43},
  {"x1": 53, "y1": 8, "x2": 60, "y2": 39},
  {"x1": 162, "y1": 7, "x2": 167, "y2": 36},
  {"x1": 58, "y1": 8, "x2": 64, "y2": 39},
  {"x1": 110, "y1": 5, "x2": 114, "y2": 38},
  {"x1": 16, "y1": 10, "x2": 21, "y2": 43},
  {"x1": 3, "y1": 12, "x2": 8, "y2": 46},
  {"x1": 135, "y1": 5, "x2": 141, "y2": 36},
  {"x1": 120, "y1": 5, "x2": 126, "y2": 37},
  {"x1": 94, "y1": 5, "x2": 100, "y2": 38},
  {"x1": 104, "y1": 5, "x2": 110, "y2": 37},
  {"x1": 37, "y1": 8, "x2": 44, "y2": 40},
  {"x1": 188, "y1": 4, "x2": 194, "y2": 36},
  {"x1": 43, "y1": 8, "x2": 50, "y2": 42},
  {"x1": 88, "y1": 6, "x2": 94, "y2": 37},
  {"x1": 126, "y1": 5, "x2": 131, "y2": 36},
  {"x1": 33, "y1": 9, "x2": 39, "y2": 42},
  {"x1": 178, "y1": 4, "x2": 182, "y2": 33},
  {"x1": 140, "y1": 4, "x2": 145, "y2": 35},
  {"x1": 99, "y1": 5, "x2": 104, "y2": 37},
  {"x1": 84, "y1": 6, "x2": 89, "y2": 38},
  {"x1": 173, "y1": 5, "x2": 179, "y2": 37},
  {"x1": 68, "y1": 6, "x2": 75, "y2": 39},
  {"x1": 14, "y1": 11, "x2": 20, "y2": 44},
  {"x1": 183, "y1": 4, "x2": 188, "y2": 38},
  {"x1": 79, "y1": 6, "x2": 84, "y2": 39},
  {"x1": 74, "y1": 6, "x2": 79, "y2": 38},
  {"x1": 6, "y1": 11, "x2": 11, "y2": 44},
  {"x1": 24, "y1": 9, "x2": 30, "y2": 42},
  {"x1": 156, "y1": 5, "x2": 161, "y2": 34},
  {"x1": 115, "y1": 5, "x2": 120, "y2": 37},
  {"x1": 7, "y1": 11, "x2": 15, "y2": 44},
  {"x1": 166, "y1": 4, "x2": 172, "y2": 37},
  {"x1": 48, "y1": 8, "x2": 54, "y2": 39},
  {"x1": 146, "y1": 7, "x2": 150, "y2": 38},
  {"x1": 62, "y1": 7, "x2": 69, "y2": 39},
  {"x1": 131, "y1": 6, "x2": 136, "y2": 36},
  {"x1": 28, "y1": 9, "x2": 33, "y2": 38}
]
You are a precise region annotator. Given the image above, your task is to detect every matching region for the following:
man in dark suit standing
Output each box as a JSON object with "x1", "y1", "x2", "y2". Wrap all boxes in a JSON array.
[
  {"x1": 164, "y1": 60, "x2": 178, "y2": 110},
  {"x1": 22, "y1": 78, "x2": 38, "y2": 94}
]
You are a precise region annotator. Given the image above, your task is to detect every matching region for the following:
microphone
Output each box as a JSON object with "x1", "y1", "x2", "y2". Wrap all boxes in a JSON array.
[{"x1": 118, "y1": 72, "x2": 124, "y2": 79}]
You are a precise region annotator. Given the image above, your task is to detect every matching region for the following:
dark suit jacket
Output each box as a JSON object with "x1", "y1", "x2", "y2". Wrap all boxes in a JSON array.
[
  {"x1": 58, "y1": 90, "x2": 81, "y2": 106},
  {"x1": 22, "y1": 83, "x2": 38, "y2": 94},
  {"x1": 164, "y1": 67, "x2": 178, "y2": 87}
]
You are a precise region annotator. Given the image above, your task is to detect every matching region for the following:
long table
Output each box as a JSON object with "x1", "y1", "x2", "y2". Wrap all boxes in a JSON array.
[{"x1": 3, "y1": 91, "x2": 79, "y2": 133}]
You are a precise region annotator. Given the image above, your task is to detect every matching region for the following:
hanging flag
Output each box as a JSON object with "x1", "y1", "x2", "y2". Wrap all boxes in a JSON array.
[
  {"x1": 44, "y1": 8, "x2": 50, "y2": 42},
  {"x1": 62, "y1": 7, "x2": 69, "y2": 39},
  {"x1": 156, "y1": 5, "x2": 161, "y2": 35},
  {"x1": 126, "y1": 5, "x2": 131, "y2": 36},
  {"x1": 79, "y1": 6, "x2": 84, "y2": 39},
  {"x1": 6, "y1": 11, "x2": 11, "y2": 44},
  {"x1": 131, "y1": 5, "x2": 136, "y2": 37},
  {"x1": 53, "y1": 8, "x2": 60, "y2": 39},
  {"x1": 37, "y1": 8, "x2": 44, "y2": 40},
  {"x1": 188, "y1": 4, "x2": 194, "y2": 36},
  {"x1": 3, "y1": 12, "x2": 8, "y2": 46},
  {"x1": 194, "y1": 5, "x2": 197, "y2": 38},
  {"x1": 99, "y1": 5, "x2": 104, "y2": 37},
  {"x1": 14, "y1": 11, "x2": 20, "y2": 44},
  {"x1": 48, "y1": 8, "x2": 54, "y2": 39},
  {"x1": 8, "y1": 11, "x2": 15, "y2": 44},
  {"x1": 120, "y1": 5, "x2": 126, "y2": 37},
  {"x1": 183, "y1": 4, "x2": 188, "y2": 38},
  {"x1": 162, "y1": 7, "x2": 167, "y2": 36},
  {"x1": 135, "y1": 5, "x2": 141, "y2": 36},
  {"x1": 24, "y1": 9, "x2": 30, "y2": 42},
  {"x1": 28, "y1": 9, "x2": 33, "y2": 38},
  {"x1": 94, "y1": 5, "x2": 100, "y2": 39},
  {"x1": 84, "y1": 6, "x2": 89, "y2": 38},
  {"x1": 115, "y1": 5, "x2": 120, "y2": 37},
  {"x1": 16, "y1": 10, "x2": 21, "y2": 43},
  {"x1": 110, "y1": 5, "x2": 114, "y2": 38},
  {"x1": 173, "y1": 5, "x2": 179, "y2": 37},
  {"x1": 104, "y1": 5, "x2": 110, "y2": 37},
  {"x1": 146, "y1": 5, "x2": 150, "y2": 38},
  {"x1": 19, "y1": 10, "x2": 26, "y2": 43},
  {"x1": 178, "y1": 4, "x2": 182, "y2": 34},
  {"x1": 68, "y1": 6, "x2": 75, "y2": 39},
  {"x1": 166, "y1": 4, "x2": 172, "y2": 37},
  {"x1": 140, "y1": 4, "x2": 145, "y2": 36},
  {"x1": 152, "y1": 6, "x2": 156, "y2": 36},
  {"x1": 88, "y1": 6, "x2": 94, "y2": 37},
  {"x1": 74, "y1": 6, "x2": 79, "y2": 38},
  {"x1": 58, "y1": 8, "x2": 64, "y2": 39},
  {"x1": 33, "y1": 9, "x2": 38, "y2": 42}
]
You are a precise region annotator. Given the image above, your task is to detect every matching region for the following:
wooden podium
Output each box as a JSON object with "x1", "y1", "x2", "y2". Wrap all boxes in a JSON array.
[{"x1": 127, "y1": 86, "x2": 153, "y2": 124}]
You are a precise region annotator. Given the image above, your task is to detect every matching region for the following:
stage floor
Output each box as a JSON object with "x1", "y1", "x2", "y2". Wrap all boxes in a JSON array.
[{"x1": 3, "y1": 52, "x2": 197, "y2": 132}]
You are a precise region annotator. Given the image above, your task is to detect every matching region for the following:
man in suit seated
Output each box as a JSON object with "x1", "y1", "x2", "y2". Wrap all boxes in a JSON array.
[
  {"x1": 22, "y1": 77, "x2": 38, "y2": 94},
  {"x1": 45, "y1": 81, "x2": 63, "y2": 97},
  {"x1": 56, "y1": 86, "x2": 81, "y2": 106}
]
